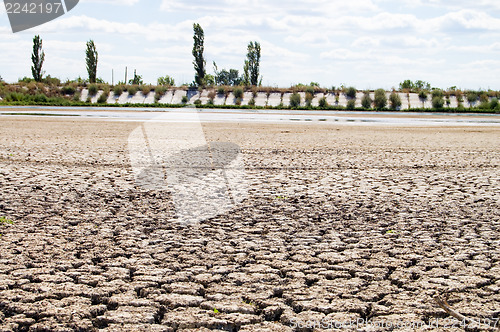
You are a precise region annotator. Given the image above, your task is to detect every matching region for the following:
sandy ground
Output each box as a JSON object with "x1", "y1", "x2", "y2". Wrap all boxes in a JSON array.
[{"x1": 0, "y1": 115, "x2": 499, "y2": 331}]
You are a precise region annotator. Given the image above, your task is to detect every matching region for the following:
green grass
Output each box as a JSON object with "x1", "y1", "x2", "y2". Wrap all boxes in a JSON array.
[{"x1": 0, "y1": 217, "x2": 13, "y2": 225}]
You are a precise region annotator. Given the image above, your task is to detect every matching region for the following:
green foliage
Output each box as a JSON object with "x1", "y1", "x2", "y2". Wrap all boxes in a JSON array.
[
  {"x1": 373, "y1": 89, "x2": 387, "y2": 109},
  {"x1": 217, "y1": 87, "x2": 226, "y2": 95},
  {"x1": 157, "y1": 75, "x2": 175, "y2": 87},
  {"x1": 141, "y1": 85, "x2": 151, "y2": 96},
  {"x1": 399, "y1": 80, "x2": 413, "y2": 90},
  {"x1": 128, "y1": 71, "x2": 143, "y2": 85},
  {"x1": 43, "y1": 75, "x2": 60, "y2": 86},
  {"x1": 432, "y1": 96, "x2": 444, "y2": 109},
  {"x1": 418, "y1": 90, "x2": 428, "y2": 103},
  {"x1": 193, "y1": 23, "x2": 206, "y2": 86},
  {"x1": 97, "y1": 91, "x2": 108, "y2": 104},
  {"x1": 233, "y1": 87, "x2": 244, "y2": 99},
  {"x1": 181, "y1": 95, "x2": 188, "y2": 103},
  {"x1": 361, "y1": 92, "x2": 372, "y2": 109},
  {"x1": 85, "y1": 40, "x2": 98, "y2": 84},
  {"x1": 318, "y1": 96, "x2": 328, "y2": 108},
  {"x1": 414, "y1": 80, "x2": 431, "y2": 90},
  {"x1": 244, "y1": 41, "x2": 261, "y2": 86},
  {"x1": 466, "y1": 92, "x2": 478, "y2": 105},
  {"x1": 431, "y1": 89, "x2": 444, "y2": 99},
  {"x1": 154, "y1": 86, "x2": 167, "y2": 102},
  {"x1": 113, "y1": 85, "x2": 123, "y2": 96},
  {"x1": 128, "y1": 85, "x2": 138, "y2": 96},
  {"x1": 490, "y1": 98, "x2": 499, "y2": 109},
  {"x1": 88, "y1": 84, "x2": 98, "y2": 96},
  {"x1": 0, "y1": 217, "x2": 13, "y2": 225},
  {"x1": 61, "y1": 85, "x2": 76, "y2": 95},
  {"x1": 304, "y1": 92, "x2": 313, "y2": 107},
  {"x1": 31, "y1": 35, "x2": 45, "y2": 82},
  {"x1": 479, "y1": 92, "x2": 489, "y2": 103},
  {"x1": 346, "y1": 99, "x2": 356, "y2": 110},
  {"x1": 18, "y1": 77, "x2": 35, "y2": 84},
  {"x1": 248, "y1": 97, "x2": 256, "y2": 106},
  {"x1": 213, "y1": 62, "x2": 242, "y2": 86},
  {"x1": 345, "y1": 86, "x2": 356, "y2": 99},
  {"x1": 194, "y1": 99, "x2": 202, "y2": 105},
  {"x1": 305, "y1": 86, "x2": 315, "y2": 95},
  {"x1": 389, "y1": 92, "x2": 402, "y2": 110},
  {"x1": 289, "y1": 92, "x2": 301, "y2": 108}
]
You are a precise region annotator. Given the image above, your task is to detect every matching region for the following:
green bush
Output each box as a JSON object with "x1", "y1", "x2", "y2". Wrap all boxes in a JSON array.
[
  {"x1": 217, "y1": 87, "x2": 225, "y2": 95},
  {"x1": 431, "y1": 89, "x2": 444, "y2": 99},
  {"x1": 194, "y1": 99, "x2": 202, "y2": 105},
  {"x1": 289, "y1": 92, "x2": 301, "y2": 107},
  {"x1": 490, "y1": 98, "x2": 499, "y2": 109},
  {"x1": 361, "y1": 93, "x2": 372, "y2": 109},
  {"x1": 345, "y1": 86, "x2": 356, "y2": 99},
  {"x1": 305, "y1": 92, "x2": 313, "y2": 106},
  {"x1": 466, "y1": 92, "x2": 478, "y2": 105},
  {"x1": 154, "y1": 86, "x2": 167, "y2": 102},
  {"x1": 418, "y1": 90, "x2": 428, "y2": 100},
  {"x1": 432, "y1": 96, "x2": 444, "y2": 109},
  {"x1": 233, "y1": 87, "x2": 244, "y2": 99},
  {"x1": 113, "y1": 85, "x2": 123, "y2": 96},
  {"x1": 97, "y1": 92, "x2": 108, "y2": 104},
  {"x1": 346, "y1": 99, "x2": 356, "y2": 110},
  {"x1": 157, "y1": 75, "x2": 175, "y2": 86},
  {"x1": 141, "y1": 85, "x2": 151, "y2": 96},
  {"x1": 389, "y1": 92, "x2": 402, "y2": 110},
  {"x1": 128, "y1": 86, "x2": 138, "y2": 96},
  {"x1": 318, "y1": 97, "x2": 328, "y2": 108},
  {"x1": 88, "y1": 84, "x2": 98, "y2": 96},
  {"x1": 373, "y1": 89, "x2": 387, "y2": 109},
  {"x1": 248, "y1": 97, "x2": 256, "y2": 106},
  {"x1": 61, "y1": 86, "x2": 76, "y2": 95},
  {"x1": 305, "y1": 86, "x2": 315, "y2": 95},
  {"x1": 181, "y1": 95, "x2": 188, "y2": 103}
]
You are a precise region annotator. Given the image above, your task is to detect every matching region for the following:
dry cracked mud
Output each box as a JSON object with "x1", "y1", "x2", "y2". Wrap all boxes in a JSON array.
[{"x1": 0, "y1": 114, "x2": 498, "y2": 331}]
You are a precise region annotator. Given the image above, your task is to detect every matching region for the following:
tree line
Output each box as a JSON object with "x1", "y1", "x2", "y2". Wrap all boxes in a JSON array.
[{"x1": 27, "y1": 23, "x2": 261, "y2": 87}]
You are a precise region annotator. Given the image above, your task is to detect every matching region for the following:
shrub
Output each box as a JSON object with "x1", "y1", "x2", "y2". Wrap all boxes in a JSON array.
[
  {"x1": 361, "y1": 92, "x2": 372, "y2": 109},
  {"x1": 318, "y1": 97, "x2": 328, "y2": 108},
  {"x1": 432, "y1": 96, "x2": 444, "y2": 109},
  {"x1": 479, "y1": 92, "x2": 489, "y2": 103},
  {"x1": 141, "y1": 85, "x2": 151, "y2": 96},
  {"x1": 88, "y1": 84, "x2": 98, "y2": 96},
  {"x1": 73, "y1": 92, "x2": 81, "y2": 101},
  {"x1": 97, "y1": 92, "x2": 108, "y2": 104},
  {"x1": 389, "y1": 92, "x2": 402, "y2": 110},
  {"x1": 235, "y1": 98, "x2": 242, "y2": 106},
  {"x1": 207, "y1": 98, "x2": 214, "y2": 105},
  {"x1": 194, "y1": 99, "x2": 202, "y2": 105},
  {"x1": 113, "y1": 85, "x2": 123, "y2": 96},
  {"x1": 345, "y1": 86, "x2": 356, "y2": 99},
  {"x1": 418, "y1": 90, "x2": 428, "y2": 100},
  {"x1": 289, "y1": 92, "x2": 301, "y2": 107},
  {"x1": 305, "y1": 86, "x2": 315, "y2": 95},
  {"x1": 181, "y1": 95, "x2": 188, "y2": 103},
  {"x1": 346, "y1": 99, "x2": 356, "y2": 110},
  {"x1": 157, "y1": 75, "x2": 175, "y2": 86},
  {"x1": 248, "y1": 97, "x2": 256, "y2": 106},
  {"x1": 233, "y1": 87, "x2": 244, "y2": 99},
  {"x1": 466, "y1": 92, "x2": 478, "y2": 105},
  {"x1": 217, "y1": 87, "x2": 225, "y2": 95},
  {"x1": 208, "y1": 91, "x2": 216, "y2": 100},
  {"x1": 128, "y1": 86, "x2": 138, "y2": 96},
  {"x1": 373, "y1": 89, "x2": 387, "y2": 109},
  {"x1": 490, "y1": 98, "x2": 499, "y2": 109},
  {"x1": 431, "y1": 89, "x2": 444, "y2": 99},
  {"x1": 61, "y1": 85, "x2": 76, "y2": 95},
  {"x1": 305, "y1": 92, "x2": 313, "y2": 106}
]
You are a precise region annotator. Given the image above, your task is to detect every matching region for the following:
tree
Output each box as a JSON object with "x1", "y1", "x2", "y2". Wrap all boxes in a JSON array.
[
  {"x1": 157, "y1": 75, "x2": 175, "y2": 86},
  {"x1": 192, "y1": 23, "x2": 206, "y2": 86},
  {"x1": 244, "y1": 41, "x2": 261, "y2": 86},
  {"x1": 85, "y1": 40, "x2": 98, "y2": 84},
  {"x1": 373, "y1": 89, "x2": 387, "y2": 109},
  {"x1": 213, "y1": 62, "x2": 241, "y2": 86},
  {"x1": 389, "y1": 92, "x2": 402, "y2": 110},
  {"x1": 31, "y1": 35, "x2": 45, "y2": 82},
  {"x1": 128, "y1": 70, "x2": 143, "y2": 85}
]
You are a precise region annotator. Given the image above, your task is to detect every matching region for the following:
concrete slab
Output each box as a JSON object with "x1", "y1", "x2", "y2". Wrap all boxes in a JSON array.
[
  {"x1": 282, "y1": 93, "x2": 292, "y2": 107},
  {"x1": 324, "y1": 93, "x2": 339, "y2": 106},
  {"x1": 143, "y1": 91, "x2": 155, "y2": 104},
  {"x1": 267, "y1": 93, "x2": 282, "y2": 107},
  {"x1": 80, "y1": 88, "x2": 89, "y2": 102},
  {"x1": 213, "y1": 93, "x2": 227, "y2": 106},
  {"x1": 254, "y1": 92, "x2": 268, "y2": 107},
  {"x1": 171, "y1": 90, "x2": 187, "y2": 104},
  {"x1": 159, "y1": 90, "x2": 174, "y2": 104},
  {"x1": 311, "y1": 93, "x2": 325, "y2": 107},
  {"x1": 240, "y1": 92, "x2": 254, "y2": 106},
  {"x1": 188, "y1": 91, "x2": 201, "y2": 104}
]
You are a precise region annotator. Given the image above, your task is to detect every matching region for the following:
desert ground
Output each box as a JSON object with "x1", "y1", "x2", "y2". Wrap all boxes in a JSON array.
[{"x1": 0, "y1": 112, "x2": 498, "y2": 331}]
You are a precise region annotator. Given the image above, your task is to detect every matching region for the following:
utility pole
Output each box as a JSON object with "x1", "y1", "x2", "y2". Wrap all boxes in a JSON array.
[
  {"x1": 112, "y1": 69, "x2": 114, "y2": 86},
  {"x1": 125, "y1": 66, "x2": 127, "y2": 85}
]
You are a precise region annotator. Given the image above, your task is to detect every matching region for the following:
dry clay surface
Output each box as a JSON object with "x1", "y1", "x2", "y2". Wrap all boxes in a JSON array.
[{"x1": 0, "y1": 115, "x2": 499, "y2": 331}]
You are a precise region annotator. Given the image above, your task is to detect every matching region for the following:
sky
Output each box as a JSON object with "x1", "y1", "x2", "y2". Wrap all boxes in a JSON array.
[{"x1": 1, "y1": 0, "x2": 500, "y2": 90}]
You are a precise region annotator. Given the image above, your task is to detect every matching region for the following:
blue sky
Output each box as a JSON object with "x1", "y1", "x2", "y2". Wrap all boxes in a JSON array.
[{"x1": 1, "y1": 0, "x2": 500, "y2": 89}]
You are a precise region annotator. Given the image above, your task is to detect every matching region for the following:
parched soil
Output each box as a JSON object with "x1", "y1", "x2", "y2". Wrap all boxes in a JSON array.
[{"x1": 0, "y1": 116, "x2": 498, "y2": 331}]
